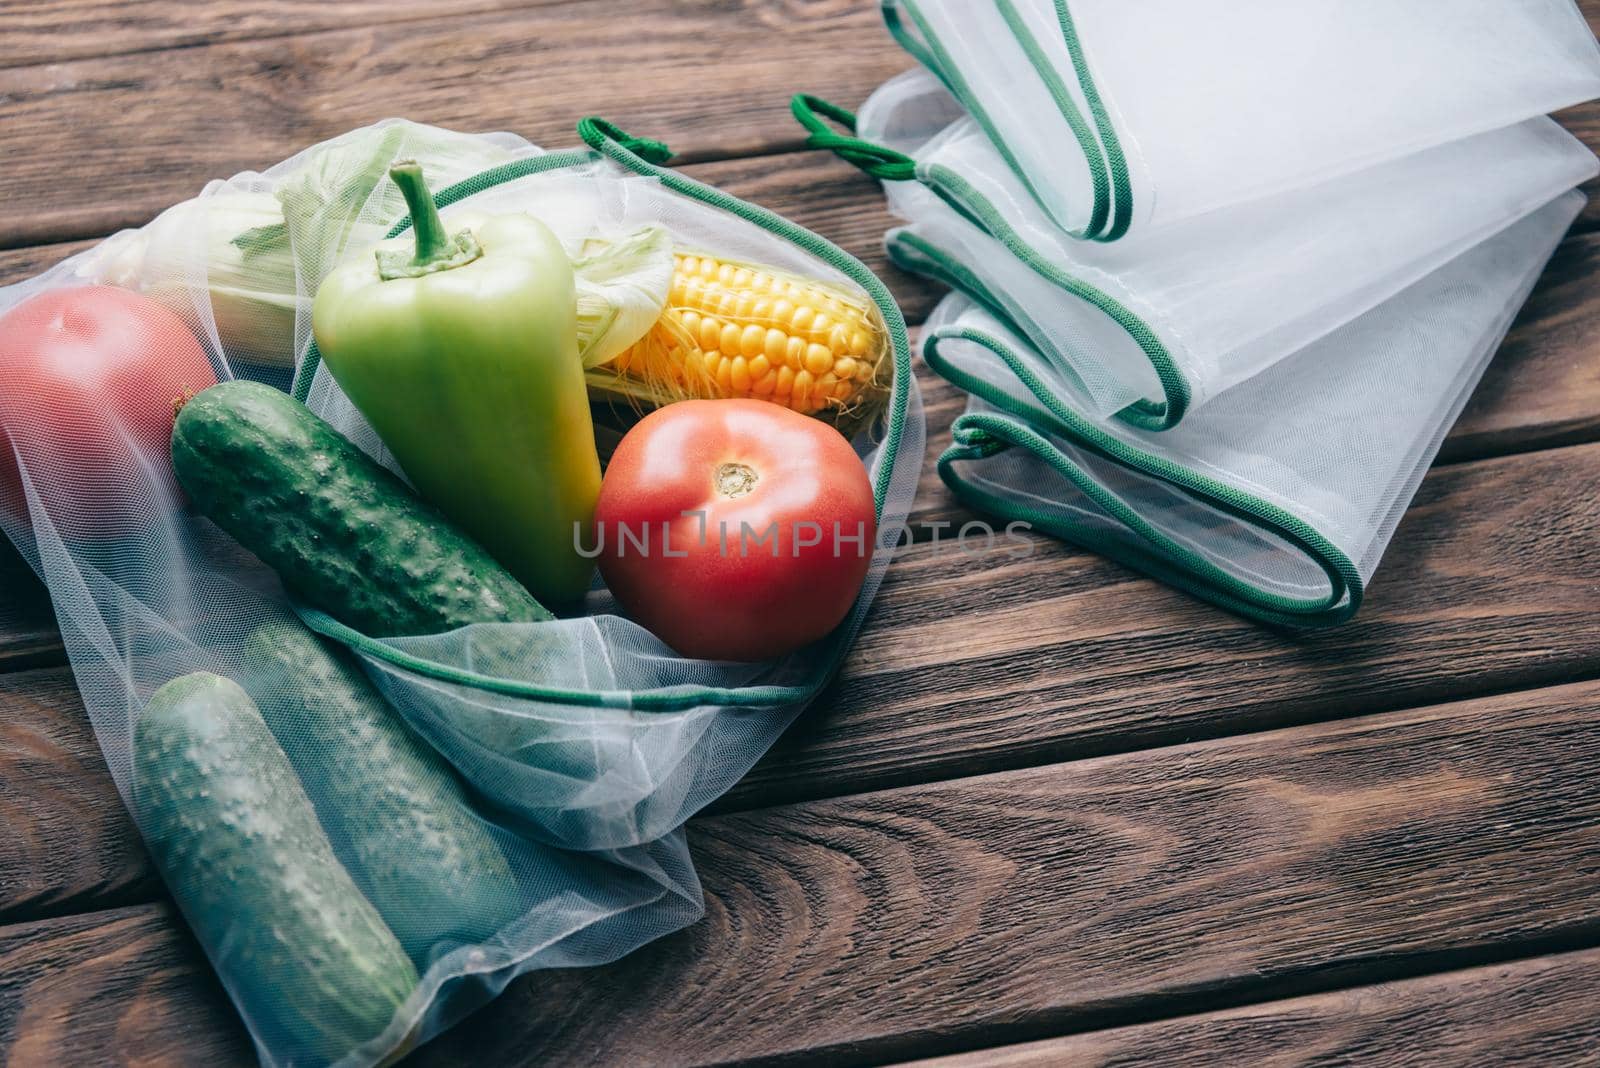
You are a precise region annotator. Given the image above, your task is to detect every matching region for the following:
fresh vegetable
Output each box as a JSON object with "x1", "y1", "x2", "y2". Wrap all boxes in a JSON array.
[
  {"x1": 134, "y1": 672, "x2": 418, "y2": 1060},
  {"x1": 313, "y1": 162, "x2": 602, "y2": 607},
  {"x1": 0, "y1": 286, "x2": 216, "y2": 537},
  {"x1": 595, "y1": 399, "x2": 876, "y2": 661},
  {"x1": 593, "y1": 252, "x2": 888, "y2": 419},
  {"x1": 171, "y1": 380, "x2": 550, "y2": 636},
  {"x1": 83, "y1": 190, "x2": 299, "y2": 367},
  {"x1": 76, "y1": 122, "x2": 524, "y2": 367},
  {"x1": 573, "y1": 225, "x2": 675, "y2": 369},
  {"x1": 244, "y1": 622, "x2": 522, "y2": 950}
]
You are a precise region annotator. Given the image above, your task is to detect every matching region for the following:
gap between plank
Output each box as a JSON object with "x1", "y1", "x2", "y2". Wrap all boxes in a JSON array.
[
  {"x1": 857, "y1": 928, "x2": 1600, "y2": 1068},
  {"x1": 0, "y1": 140, "x2": 816, "y2": 253},
  {"x1": 709, "y1": 652, "x2": 1600, "y2": 817},
  {"x1": 0, "y1": 0, "x2": 595, "y2": 73}
]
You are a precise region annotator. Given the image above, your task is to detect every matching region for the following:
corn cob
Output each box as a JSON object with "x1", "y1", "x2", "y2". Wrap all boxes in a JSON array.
[{"x1": 593, "y1": 252, "x2": 888, "y2": 419}]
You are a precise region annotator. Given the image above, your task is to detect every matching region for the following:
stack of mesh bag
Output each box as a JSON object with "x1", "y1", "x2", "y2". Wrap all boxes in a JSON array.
[{"x1": 796, "y1": 0, "x2": 1600, "y2": 624}]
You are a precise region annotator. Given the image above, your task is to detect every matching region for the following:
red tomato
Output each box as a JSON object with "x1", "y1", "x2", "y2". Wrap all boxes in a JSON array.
[
  {"x1": 0, "y1": 286, "x2": 216, "y2": 537},
  {"x1": 596, "y1": 399, "x2": 876, "y2": 662}
]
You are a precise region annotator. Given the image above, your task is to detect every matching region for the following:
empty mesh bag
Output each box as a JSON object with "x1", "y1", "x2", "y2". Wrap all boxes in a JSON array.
[
  {"x1": 881, "y1": 0, "x2": 1600, "y2": 239},
  {"x1": 800, "y1": 69, "x2": 1599, "y2": 428},
  {"x1": 0, "y1": 118, "x2": 921, "y2": 1067},
  {"x1": 921, "y1": 191, "x2": 1581, "y2": 625}
]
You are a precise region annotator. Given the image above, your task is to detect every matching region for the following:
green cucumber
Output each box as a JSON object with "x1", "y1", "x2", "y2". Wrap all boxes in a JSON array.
[
  {"x1": 134, "y1": 672, "x2": 418, "y2": 1060},
  {"x1": 171, "y1": 380, "x2": 551, "y2": 637},
  {"x1": 244, "y1": 622, "x2": 523, "y2": 950}
]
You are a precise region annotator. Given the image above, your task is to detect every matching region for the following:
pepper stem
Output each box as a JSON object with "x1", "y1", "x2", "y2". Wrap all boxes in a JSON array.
[{"x1": 375, "y1": 159, "x2": 482, "y2": 280}]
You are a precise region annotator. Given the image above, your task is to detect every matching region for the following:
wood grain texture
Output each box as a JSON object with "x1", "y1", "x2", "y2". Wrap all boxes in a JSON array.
[
  {"x1": 0, "y1": 0, "x2": 547, "y2": 68},
  {"x1": 3, "y1": 442, "x2": 1600, "y2": 923},
  {"x1": 728, "y1": 440, "x2": 1600, "y2": 806},
  {"x1": 0, "y1": 0, "x2": 914, "y2": 247},
  {"x1": 8, "y1": 440, "x2": 1600, "y2": 923},
  {"x1": 0, "y1": 669, "x2": 153, "y2": 924},
  {"x1": 5, "y1": 679, "x2": 1600, "y2": 1066},
  {"x1": 0, "y1": 904, "x2": 250, "y2": 1067},
  {"x1": 902, "y1": 949, "x2": 1600, "y2": 1068},
  {"x1": 0, "y1": 548, "x2": 56, "y2": 674},
  {"x1": 1445, "y1": 230, "x2": 1600, "y2": 461}
]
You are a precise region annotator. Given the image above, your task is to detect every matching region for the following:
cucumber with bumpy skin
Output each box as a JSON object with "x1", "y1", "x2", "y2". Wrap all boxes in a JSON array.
[
  {"x1": 245, "y1": 622, "x2": 523, "y2": 950},
  {"x1": 171, "y1": 380, "x2": 550, "y2": 637},
  {"x1": 134, "y1": 672, "x2": 418, "y2": 1062}
]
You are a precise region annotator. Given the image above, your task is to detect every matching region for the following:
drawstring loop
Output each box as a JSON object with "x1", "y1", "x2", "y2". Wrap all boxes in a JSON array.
[{"x1": 790, "y1": 94, "x2": 916, "y2": 181}]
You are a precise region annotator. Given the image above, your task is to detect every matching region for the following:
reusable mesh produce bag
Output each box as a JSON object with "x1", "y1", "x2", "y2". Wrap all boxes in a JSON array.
[
  {"x1": 919, "y1": 191, "x2": 1581, "y2": 625},
  {"x1": 880, "y1": 0, "x2": 1600, "y2": 239},
  {"x1": 0, "y1": 118, "x2": 921, "y2": 1067},
  {"x1": 797, "y1": 72, "x2": 1600, "y2": 427}
]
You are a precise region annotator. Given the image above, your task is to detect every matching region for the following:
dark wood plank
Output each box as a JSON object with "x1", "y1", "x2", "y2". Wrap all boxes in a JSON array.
[
  {"x1": 0, "y1": 0, "x2": 546, "y2": 68},
  {"x1": 6, "y1": 678, "x2": 1600, "y2": 1066},
  {"x1": 0, "y1": 0, "x2": 914, "y2": 247},
  {"x1": 1446, "y1": 230, "x2": 1600, "y2": 461},
  {"x1": 0, "y1": 239, "x2": 97, "y2": 286},
  {"x1": 0, "y1": 904, "x2": 249, "y2": 1067},
  {"x1": 730, "y1": 440, "x2": 1600, "y2": 806},
  {"x1": 902, "y1": 948, "x2": 1600, "y2": 1068},
  {"x1": 3, "y1": 438, "x2": 1600, "y2": 919},
  {"x1": 0, "y1": 2, "x2": 1595, "y2": 251},
  {"x1": 0, "y1": 542, "x2": 56, "y2": 674},
  {"x1": 0, "y1": 669, "x2": 153, "y2": 924}
]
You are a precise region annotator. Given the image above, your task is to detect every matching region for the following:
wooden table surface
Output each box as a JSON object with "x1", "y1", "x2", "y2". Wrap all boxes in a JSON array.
[{"x1": 4, "y1": 2, "x2": 1600, "y2": 1065}]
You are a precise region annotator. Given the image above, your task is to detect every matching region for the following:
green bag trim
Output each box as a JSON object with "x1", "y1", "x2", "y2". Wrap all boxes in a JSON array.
[
  {"x1": 882, "y1": 0, "x2": 1132, "y2": 242},
  {"x1": 290, "y1": 118, "x2": 915, "y2": 711},
  {"x1": 789, "y1": 68, "x2": 1181, "y2": 429},
  {"x1": 922, "y1": 324, "x2": 1363, "y2": 627},
  {"x1": 887, "y1": 215, "x2": 1189, "y2": 430}
]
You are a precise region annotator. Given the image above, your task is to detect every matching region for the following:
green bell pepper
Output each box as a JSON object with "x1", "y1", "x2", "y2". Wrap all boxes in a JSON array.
[{"x1": 312, "y1": 161, "x2": 601, "y2": 608}]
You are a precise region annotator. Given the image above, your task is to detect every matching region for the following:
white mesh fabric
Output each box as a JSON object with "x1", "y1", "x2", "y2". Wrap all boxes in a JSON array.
[
  {"x1": 853, "y1": 66, "x2": 966, "y2": 155},
  {"x1": 0, "y1": 119, "x2": 921, "y2": 1068},
  {"x1": 860, "y1": 72, "x2": 1600, "y2": 421},
  {"x1": 888, "y1": 0, "x2": 1600, "y2": 235},
  {"x1": 925, "y1": 192, "x2": 1581, "y2": 616}
]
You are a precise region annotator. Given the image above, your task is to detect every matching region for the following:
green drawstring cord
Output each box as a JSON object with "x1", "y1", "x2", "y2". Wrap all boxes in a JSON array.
[
  {"x1": 789, "y1": 94, "x2": 917, "y2": 182},
  {"x1": 575, "y1": 117, "x2": 674, "y2": 165}
]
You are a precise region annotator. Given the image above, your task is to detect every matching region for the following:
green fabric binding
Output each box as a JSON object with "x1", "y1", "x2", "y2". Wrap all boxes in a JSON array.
[
  {"x1": 882, "y1": 0, "x2": 1130, "y2": 242},
  {"x1": 786, "y1": 92, "x2": 1190, "y2": 428},
  {"x1": 993, "y1": 0, "x2": 1115, "y2": 241},
  {"x1": 887, "y1": 218, "x2": 1190, "y2": 431},
  {"x1": 291, "y1": 117, "x2": 915, "y2": 711},
  {"x1": 1047, "y1": 0, "x2": 1135, "y2": 241},
  {"x1": 922, "y1": 324, "x2": 1364, "y2": 627}
]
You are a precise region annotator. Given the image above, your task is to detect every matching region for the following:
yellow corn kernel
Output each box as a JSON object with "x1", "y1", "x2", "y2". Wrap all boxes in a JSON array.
[
  {"x1": 763, "y1": 328, "x2": 787, "y2": 363},
  {"x1": 698, "y1": 317, "x2": 722, "y2": 353},
  {"x1": 739, "y1": 324, "x2": 766, "y2": 359},
  {"x1": 600, "y1": 251, "x2": 888, "y2": 417},
  {"x1": 792, "y1": 369, "x2": 814, "y2": 410}
]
